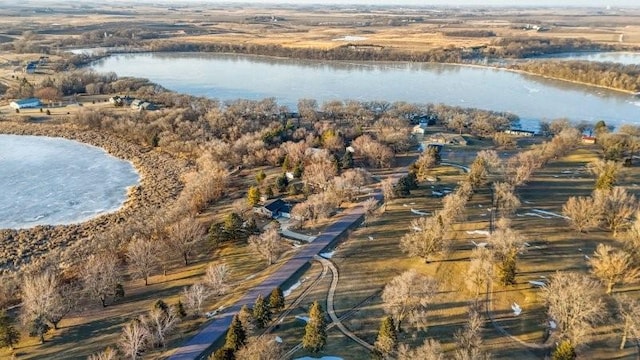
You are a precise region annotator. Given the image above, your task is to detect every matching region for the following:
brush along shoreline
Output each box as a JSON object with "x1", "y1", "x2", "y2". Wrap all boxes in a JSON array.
[{"x1": 0, "y1": 120, "x2": 187, "y2": 274}]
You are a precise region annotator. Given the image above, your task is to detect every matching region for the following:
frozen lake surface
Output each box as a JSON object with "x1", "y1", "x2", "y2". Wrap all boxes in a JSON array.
[{"x1": 0, "y1": 135, "x2": 139, "y2": 229}]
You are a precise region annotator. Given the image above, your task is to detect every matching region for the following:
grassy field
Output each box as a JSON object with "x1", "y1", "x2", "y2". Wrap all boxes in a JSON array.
[{"x1": 269, "y1": 144, "x2": 640, "y2": 359}]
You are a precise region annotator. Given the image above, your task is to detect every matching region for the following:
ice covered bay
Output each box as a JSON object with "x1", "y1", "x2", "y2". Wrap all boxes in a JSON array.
[{"x1": 0, "y1": 135, "x2": 140, "y2": 229}]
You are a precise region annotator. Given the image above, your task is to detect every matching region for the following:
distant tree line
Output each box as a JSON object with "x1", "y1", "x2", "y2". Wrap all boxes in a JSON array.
[{"x1": 511, "y1": 60, "x2": 640, "y2": 93}]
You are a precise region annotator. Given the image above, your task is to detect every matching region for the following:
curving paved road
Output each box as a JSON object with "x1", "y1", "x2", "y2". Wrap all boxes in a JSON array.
[{"x1": 168, "y1": 194, "x2": 381, "y2": 360}]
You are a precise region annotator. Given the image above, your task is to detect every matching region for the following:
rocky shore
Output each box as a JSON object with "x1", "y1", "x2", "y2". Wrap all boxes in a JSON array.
[{"x1": 0, "y1": 121, "x2": 187, "y2": 274}]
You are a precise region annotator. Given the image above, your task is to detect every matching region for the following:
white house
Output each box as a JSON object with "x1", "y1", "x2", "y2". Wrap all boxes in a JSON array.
[{"x1": 10, "y1": 98, "x2": 42, "y2": 110}]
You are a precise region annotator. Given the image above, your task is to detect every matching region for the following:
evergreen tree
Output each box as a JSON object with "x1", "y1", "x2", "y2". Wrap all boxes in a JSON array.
[
  {"x1": 154, "y1": 299, "x2": 169, "y2": 314},
  {"x1": 247, "y1": 186, "x2": 261, "y2": 207},
  {"x1": 265, "y1": 186, "x2": 274, "y2": 199},
  {"x1": 282, "y1": 156, "x2": 291, "y2": 172},
  {"x1": 374, "y1": 316, "x2": 397, "y2": 358},
  {"x1": 252, "y1": 294, "x2": 271, "y2": 328},
  {"x1": 224, "y1": 213, "x2": 244, "y2": 241},
  {"x1": 0, "y1": 311, "x2": 20, "y2": 350},
  {"x1": 269, "y1": 287, "x2": 285, "y2": 313},
  {"x1": 552, "y1": 340, "x2": 576, "y2": 360},
  {"x1": 29, "y1": 315, "x2": 50, "y2": 344},
  {"x1": 275, "y1": 174, "x2": 288, "y2": 193},
  {"x1": 212, "y1": 347, "x2": 236, "y2": 360},
  {"x1": 174, "y1": 300, "x2": 187, "y2": 318},
  {"x1": 341, "y1": 151, "x2": 354, "y2": 169},
  {"x1": 293, "y1": 163, "x2": 304, "y2": 178},
  {"x1": 224, "y1": 315, "x2": 246, "y2": 351},
  {"x1": 302, "y1": 301, "x2": 327, "y2": 353},
  {"x1": 498, "y1": 254, "x2": 517, "y2": 286}
]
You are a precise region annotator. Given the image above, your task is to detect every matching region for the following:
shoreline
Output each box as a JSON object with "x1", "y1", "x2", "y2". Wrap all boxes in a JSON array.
[
  {"x1": 0, "y1": 121, "x2": 187, "y2": 274},
  {"x1": 92, "y1": 49, "x2": 639, "y2": 97}
]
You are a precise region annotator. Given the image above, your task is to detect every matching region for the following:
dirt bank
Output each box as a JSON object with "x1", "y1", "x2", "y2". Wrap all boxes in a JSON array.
[{"x1": 0, "y1": 121, "x2": 187, "y2": 274}]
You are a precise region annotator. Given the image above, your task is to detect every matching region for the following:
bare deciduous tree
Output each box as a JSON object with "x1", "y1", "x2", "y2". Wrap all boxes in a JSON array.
[
  {"x1": 613, "y1": 294, "x2": 640, "y2": 350},
  {"x1": 88, "y1": 347, "x2": 118, "y2": 360},
  {"x1": 119, "y1": 318, "x2": 149, "y2": 360},
  {"x1": 235, "y1": 336, "x2": 284, "y2": 360},
  {"x1": 182, "y1": 283, "x2": 210, "y2": 316},
  {"x1": 588, "y1": 159, "x2": 623, "y2": 190},
  {"x1": 466, "y1": 247, "x2": 493, "y2": 303},
  {"x1": 381, "y1": 269, "x2": 438, "y2": 332},
  {"x1": 302, "y1": 151, "x2": 337, "y2": 191},
  {"x1": 362, "y1": 197, "x2": 379, "y2": 226},
  {"x1": 488, "y1": 219, "x2": 526, "y2": 286},
  {"x1": 453, "y1": 306, "x2": 489, "y2": 360},
  {"x1": 400, "y1": 212, "x2": 450, "y2": 262},
  {"x1": 82, "y1": 252, "x2": 121, "y2": 307},
  {"x1": 397, "y1": 338, "x2": 444, "y2": 360},
  {"x1": 622, "y1": 211, "x2": 640, "y2": 262},
  {"x1": 562, "y1": 196, "x2": 599, "y2": 232},
  {"x1": 413, "y1": 148, "x2": 438, "y2": 182},
  {"x1": 166, "y1": 217, "x2": 204, "y2": 266},
  {"x1": 492, "y1": 182, "x2": 521, "y2": 217},
  {"x1": 21, "y1": 269, "x2": 75, "y2": 330},
  {"x1": 126, "y1": 237, "x2": 160, "y2": 286},
  {"x1": 248, "y1": 228, "x2": 286, "y2": 266},
  {"x1": 589, "y1": 244, "x2": 640, "y2": 294},
  {"x1": 351, "y1": 134, "x2": 395, "y2": 168},
  {"x1": 203, "y1": 263, "x2": 230, "y2": 296},
  {"x1": 441, "y1": 191, "x2": 468, "y2": 223},
  {"x1": 381, "y1": 177, "x2": 396, "y2": 211},
  {"x1": 541, "y1": 272, "x2": 605, "y2": 345},
  {"x1": 145, "y1": 306, "x2": 180, "y2": 348},
  {"x1": 593, "y1": 187, "x2": 637, "y2": 235}
]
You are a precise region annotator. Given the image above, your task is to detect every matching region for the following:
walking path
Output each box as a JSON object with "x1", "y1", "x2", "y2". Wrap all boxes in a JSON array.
[
  {"x1": 168, "y1": 194, "x2": 380, "y2": 360},
  {"x1": 319, "y1": 256, "x2": 375, "y2": 352}
]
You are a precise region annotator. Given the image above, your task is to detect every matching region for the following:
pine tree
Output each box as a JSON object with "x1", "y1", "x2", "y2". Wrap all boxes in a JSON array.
[
  {"x1": 247, "y1": 186, "x2": 261, "y2": 207},
  {"x1": 341, "y1": 151, "x2": 354, "y2": 169},
  {"x1": 212, "y1": 347, "x2": 236, "y2": 360},
  {"x1": 498, "y1": 254, "x2": 517, "y2": 286},
  {"x1": 552, "y1": 340, "x2": 576, "y2": 360},
  {"x1": 0, "y1": 311, "x2": 20, "y2": 350},
  {"x1": 269, "y1": 287, "x2": 285, "y2": 313},
  {"x1": 374, "y1": 316, "x2": 397, "y2": 358},
  {"x1": 224, "y1": 315, "x2": 246, "y2": 351},
  {"x1": 29, "y1": 315, "x2": 50, "y2": 344},
  {"x1": 252, "y1": 294, "x2": 271, "y2": 328},
  {"x1": 302, "y1": 301, "x2": 327, "y2": 353}
]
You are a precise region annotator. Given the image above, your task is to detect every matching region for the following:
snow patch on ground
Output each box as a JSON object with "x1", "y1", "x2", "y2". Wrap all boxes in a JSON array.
[
  {"x1": 320, "y1": 251, "x2": 335, "y2": 259},
  {"x1": 532, "y1": 209, "x2": 569, "y2": 219},
  {"x1": 284, "y1": 281, "x2": 302, "y2": 297},
  {"x1": 472, "y1": 241, "x2": 488, "y2": 248},
  {"x1": 411, "y1": 208, "x2": 429, "y2": 216},
  {"x1": 466, "y1": 230, "x2": 490, "y2": 236},
  {"x1": 512, "y1": 303, "x2": 522, "y2": 316},
  {"x1": 529, "y1": 280, "x2": 546, "y2": 287},
  {"x1": 295, "y1": 316, "x2": 310, "y2": 323},
  {"x1": 332, "y1": 36, "x2": 367, "y2": 41},
  {"x1": 275, "y1": 336, "x2": 283, "y2": 343}
]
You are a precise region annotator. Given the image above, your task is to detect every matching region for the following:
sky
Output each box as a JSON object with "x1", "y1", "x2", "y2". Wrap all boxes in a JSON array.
[{"x1": 183, "y1": 0, "x2": 639, "y2": 6}]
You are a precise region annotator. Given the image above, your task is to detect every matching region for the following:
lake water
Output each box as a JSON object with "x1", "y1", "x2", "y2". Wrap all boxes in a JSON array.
[
  {"x1": 0, "y1": 135, "x2": 140, "y2": 229},
  {"x1": 91, "y1": 52, "x2": 640, "y2": 130}
]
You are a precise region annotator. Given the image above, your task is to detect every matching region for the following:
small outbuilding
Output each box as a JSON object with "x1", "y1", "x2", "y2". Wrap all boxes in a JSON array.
[{"x1": 10, "y1": 98, "x2": 42, "y2": 110}]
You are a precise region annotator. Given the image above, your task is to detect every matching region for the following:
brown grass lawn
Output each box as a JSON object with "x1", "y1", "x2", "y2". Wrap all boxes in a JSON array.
[{"x1": 274, "y1": 147, "x2": 640, "y2": 359}]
